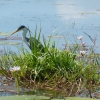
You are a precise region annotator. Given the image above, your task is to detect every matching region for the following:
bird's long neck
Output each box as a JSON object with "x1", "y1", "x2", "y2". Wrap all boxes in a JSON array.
[
  {"x1": 22, "y1": 28, "x2": 30, "y2": 47},
  {"x1": 22, "y1": 29, "x2": 27, "y2": 40}
]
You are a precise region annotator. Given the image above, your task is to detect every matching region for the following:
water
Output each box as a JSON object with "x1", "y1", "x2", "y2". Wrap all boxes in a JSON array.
[
  {"x1": 0, "y1": 0, "x2": 100, "y2": 97},
  {"x1": 0, "y1": 0, "x2": 100, "y2": 53}
]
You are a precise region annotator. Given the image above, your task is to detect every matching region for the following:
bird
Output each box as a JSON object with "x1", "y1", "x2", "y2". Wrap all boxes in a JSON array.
[{"x1": 11, "y1": 25, "x2": 44, "y2": 52}]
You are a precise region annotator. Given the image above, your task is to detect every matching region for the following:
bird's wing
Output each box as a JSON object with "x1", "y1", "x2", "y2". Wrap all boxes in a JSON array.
[
  {"x1": 25, "y1": 37, "x2": 30, "y2": 48},
  {"x1": 25, "y1": 37, "x2": 30, "y2": 42},
  {"x1": 29, "y1": 37, "x2": 44, "y2": 52}
]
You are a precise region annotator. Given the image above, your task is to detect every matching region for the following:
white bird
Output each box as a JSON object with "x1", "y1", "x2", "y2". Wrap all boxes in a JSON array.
[{"x1": 11, "y1": 25, "x2": 44, "y2": 52}]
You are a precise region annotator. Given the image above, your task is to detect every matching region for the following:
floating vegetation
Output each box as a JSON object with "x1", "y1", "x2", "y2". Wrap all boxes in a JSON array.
[
  {"x1": 48, "y1": 35, "x2": 63, "y2": 38},
  {"x1": 0, "y1": 32, "x2": 10, "y2": 36},
  {"x1": 0, "y1": 95, "x2": 98, "y2": 100},
  {"x1": 53, "y1": 4, "x2": 63, "y2": 6},
  {"x1": 96, "y1": 9, "x2": 100, "y2": 11},
  {"x1": 79, "y1": 12, "x2": 96, "y2": 15},
  {"x1": 0, "y1": 36, "x2": 22, "y2": 41},
  {"x1": 0, "y1": 41, "x2": 21, "y2": 45}
]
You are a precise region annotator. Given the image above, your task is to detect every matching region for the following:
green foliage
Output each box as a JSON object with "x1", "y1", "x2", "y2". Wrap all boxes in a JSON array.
[
  {"x1": 0, "y1": 95, "x2": 50, "y2": 100},
  {"x1": 0, "y1": 26, "x2": 100, "y2": 97},
  {"x1": 0, "y1": 95, "x2": 98, "y2": 100}
]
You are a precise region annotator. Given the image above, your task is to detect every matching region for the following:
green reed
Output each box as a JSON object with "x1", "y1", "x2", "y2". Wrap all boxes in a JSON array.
[{"x1": 0, "y1": 27, "x2": 100, "y2": 97}]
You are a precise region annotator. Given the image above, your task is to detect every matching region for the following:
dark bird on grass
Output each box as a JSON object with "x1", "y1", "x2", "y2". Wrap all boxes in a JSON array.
[{"x1": 11, "y1": 25, "x2": 44, "y2": 52}]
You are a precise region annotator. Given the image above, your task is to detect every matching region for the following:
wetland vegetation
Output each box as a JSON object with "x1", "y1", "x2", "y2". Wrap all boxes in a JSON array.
[
  {"x1": 0, "y1": 27, "x2": 100, "y2": 99},
  {"x1": 0, "y1": 0, "x2": 100, "y2": 99}
]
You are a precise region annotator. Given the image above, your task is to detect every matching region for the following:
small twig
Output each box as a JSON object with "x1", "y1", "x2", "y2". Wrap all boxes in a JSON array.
[
  {"x1": 68, "y1": 83, "x2": 74, "y2": 96},
  {"x1": 76, "y1": 78, "x2": 82, "y2": 94}
]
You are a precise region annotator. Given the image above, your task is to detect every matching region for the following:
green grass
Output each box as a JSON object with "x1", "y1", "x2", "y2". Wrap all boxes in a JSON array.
[
  {"x1": 0, "y1": 26, "x2": 100, "y2": 98},
  {"x1": 0, "y1": 95, "x2": 98, "y2": 100}
]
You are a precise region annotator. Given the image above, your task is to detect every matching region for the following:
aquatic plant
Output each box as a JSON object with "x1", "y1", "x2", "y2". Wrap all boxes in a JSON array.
[
  {"x1": 0, "y1": 27, "x2": 100, "y2": 98},
  {"x1": 10, "y1": 66, "x2": 21, "y2": 93},
  {"x1": 0, "y1": 95, "x2": 98, "y2": 100},
  {"x1": 77, "y1": 36, "x2": 83, "y2": 40}
]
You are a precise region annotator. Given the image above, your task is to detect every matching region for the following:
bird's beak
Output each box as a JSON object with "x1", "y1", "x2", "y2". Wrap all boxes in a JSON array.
[{"x1": 11, "y1": 29, "x2": 19, "y2": 35}]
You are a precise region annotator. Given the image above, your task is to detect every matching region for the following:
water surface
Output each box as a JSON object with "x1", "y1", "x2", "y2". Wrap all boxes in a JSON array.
[{"x1": 0, "y1": 0, "x2": 100, "y2": 52}]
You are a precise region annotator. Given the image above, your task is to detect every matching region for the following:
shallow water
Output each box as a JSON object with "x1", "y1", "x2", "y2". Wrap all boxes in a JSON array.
[{"x1": 0, "y1": 0, "x2": 100, "y2": 53}]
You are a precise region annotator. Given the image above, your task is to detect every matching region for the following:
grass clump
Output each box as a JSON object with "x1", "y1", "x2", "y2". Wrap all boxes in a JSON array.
[{"x1": 0, "y1": 27, "x2": 100, "y2": 98}]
